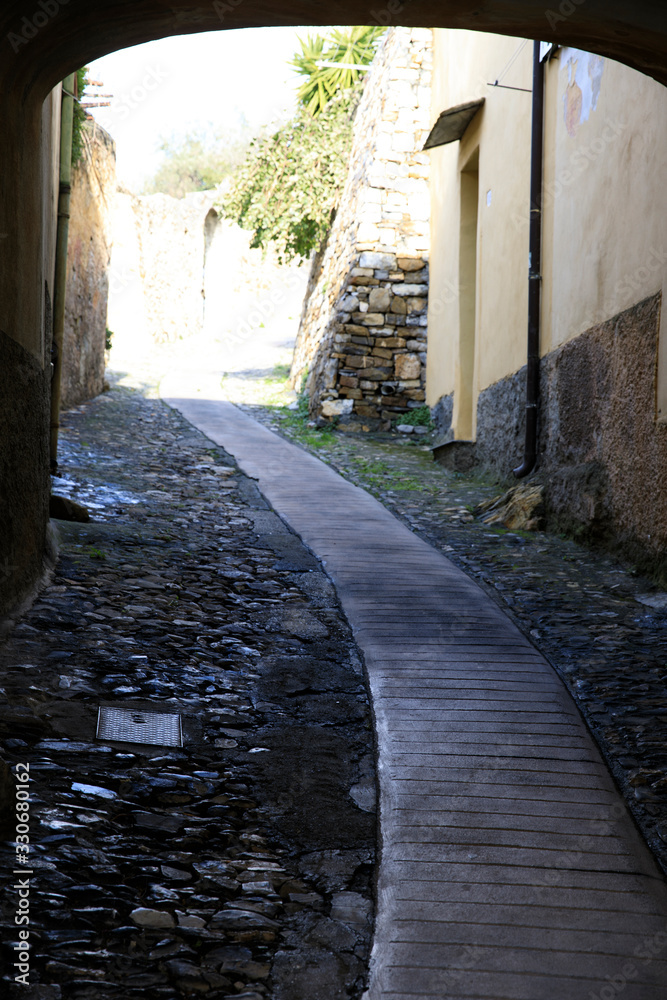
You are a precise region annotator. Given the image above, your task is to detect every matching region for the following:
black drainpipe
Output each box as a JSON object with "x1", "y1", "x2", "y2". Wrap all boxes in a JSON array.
[{"x1": 513, "y1": 39, "x2": 545, "y2": 478}]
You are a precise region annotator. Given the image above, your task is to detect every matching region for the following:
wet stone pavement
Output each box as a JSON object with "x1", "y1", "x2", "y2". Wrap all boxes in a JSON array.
[
  {"x1": 247, "y1": 405, "x2": 667, "y2": 877},
  {"x1": 0, "y1": 383, "x2": 376, "y2": 1000}
]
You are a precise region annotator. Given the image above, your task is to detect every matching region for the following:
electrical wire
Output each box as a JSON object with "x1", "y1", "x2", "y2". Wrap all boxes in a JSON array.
[{"x1": 493, "y1": 38, "x2": 529, "y2": 86}]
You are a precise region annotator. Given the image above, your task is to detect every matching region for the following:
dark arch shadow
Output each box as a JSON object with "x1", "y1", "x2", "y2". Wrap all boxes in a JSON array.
[{"x1": 1, "y1": 0, "x2": 666, "y2": 101}]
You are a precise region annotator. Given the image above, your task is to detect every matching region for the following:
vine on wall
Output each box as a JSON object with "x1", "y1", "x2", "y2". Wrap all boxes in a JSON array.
[
  {"x1": 219, "y1": 88, "x2": 361, "y2": 264},
  {"x1": 71, "y1": 66, "x2": 89, "y2": 166}
]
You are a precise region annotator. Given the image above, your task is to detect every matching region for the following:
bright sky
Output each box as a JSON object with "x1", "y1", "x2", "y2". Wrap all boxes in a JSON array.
[{"x1": 87, "y1": 27, "x2": 311, "y2": 191}]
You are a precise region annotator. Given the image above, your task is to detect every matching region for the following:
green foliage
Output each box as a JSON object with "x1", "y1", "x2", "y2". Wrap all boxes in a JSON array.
[
  {"x1": 105, "y1": 328, "x2": 114, "y2": 352},
  {"x1": 219, "y1": 88, "x2": 360, "y2": 263},
  {"x1": 393, "y1": 405, "x2": 435, "y2": 429},
  {"x1": 218, "y1": 26, "x2": 384, "y2": 262},
  {"x1": 71, "y1": 67, "x2": 89, "y2": 166},
  {"x1": 349, "y1": 453, "x2": 437, "y2": 493},
  {"x1": 290, "y1": 26, "x2": 385, "y2": 115},
  {"x1": 295, "y1": 387, "x2": 310, "y2": 419},
  {"x1": 275, "y1": 402, "x2": 337, "y2": 450},
  {"x1": 144, "y1": 127, "x2": 251, "y2": 198}
]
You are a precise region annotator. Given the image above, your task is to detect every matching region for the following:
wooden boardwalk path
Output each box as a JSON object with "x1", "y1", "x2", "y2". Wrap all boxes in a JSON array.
[{"x1": 164, "y1": 389, "x2": 667, "y2": 1000}]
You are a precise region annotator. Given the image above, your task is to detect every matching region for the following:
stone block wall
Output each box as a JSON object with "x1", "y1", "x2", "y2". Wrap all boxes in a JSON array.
[
  {"x1": 61, "y1": 121, "x2": 116, "y2": 409},
  {"x1": 291, "y1": 27, "x2": 432, "y2": 431},
  {"x1": 129, "y1": 190, "x2": 213, "y2": 344},
  {"x1": 108, "y1": 193, "x2": 308, "y2": 365}
]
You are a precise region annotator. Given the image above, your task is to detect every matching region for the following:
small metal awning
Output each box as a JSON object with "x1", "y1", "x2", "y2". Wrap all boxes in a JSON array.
[{"x1": 423, "y1": 99, "x2": 485, "y2": 150}]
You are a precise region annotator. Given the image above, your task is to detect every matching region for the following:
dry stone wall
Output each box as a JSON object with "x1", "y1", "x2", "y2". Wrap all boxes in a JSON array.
[
  {"x1": 108, "y1": 191, "x2": 308, "y2": 365},
  {"x1": 130, "y1": 190, "x2": 213, "y2": 343},
  {"x1": 107, "y1": 189, "x2": 213, "y2": 363},
  {"x1": 291, "y1": 27, "x2": 432, "y2": 431},
  {"x1": 62, "y1": 122, "x2": 116, "y2": 409}
]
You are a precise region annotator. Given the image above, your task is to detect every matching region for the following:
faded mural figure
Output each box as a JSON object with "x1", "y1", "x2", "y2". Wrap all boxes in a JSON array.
[{"x1": 563, "y1": 48, "x2": 604, "y2": 136}]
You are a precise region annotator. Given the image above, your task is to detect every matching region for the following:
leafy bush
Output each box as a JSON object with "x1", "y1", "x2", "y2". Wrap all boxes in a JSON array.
[
  {"x1": 219, "y1": 88, "x2": 361, "y2": 263},
  {"x1": 219, "y1": 27, "x2": 385, "y2": 263},
  {"x1": 393, "y1": 405, "x2": 434, "y2": 428}
]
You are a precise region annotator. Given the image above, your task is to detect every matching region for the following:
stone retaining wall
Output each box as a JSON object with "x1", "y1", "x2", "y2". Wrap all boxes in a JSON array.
[
  {"x1": 291, "y1": 27, "x2": 432, "y2": 431},
  {"x1": 108, "y1": 191, "x2": 307, "y2": 363},
  {"x1": 124, "y1": 190, "x2": 213, "y2": 345},
  {"x1": 62, "y1": 122, "x2": 116, "y2": 409}
]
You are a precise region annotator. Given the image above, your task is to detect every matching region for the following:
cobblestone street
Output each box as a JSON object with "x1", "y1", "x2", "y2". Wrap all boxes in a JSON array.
[
  {"x1": 0, "y1": 383, "x2": 376, "y2": 1000},
  {"x1": 2, "y1": 366, "x2": 667, "y2": 999}
]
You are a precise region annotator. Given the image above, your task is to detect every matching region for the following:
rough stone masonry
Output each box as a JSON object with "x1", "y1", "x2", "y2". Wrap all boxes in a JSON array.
[{"x1": 291, "y1": 28, "x2": 432, "y2": 431}]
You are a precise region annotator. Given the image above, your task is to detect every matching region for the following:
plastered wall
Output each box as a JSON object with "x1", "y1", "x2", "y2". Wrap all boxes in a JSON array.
[
  {"x1": 541, "y1": 48, "x2": 667, "y2": 355},
  {"x1": 426, "y1": 30, "x2": 532, "y2": 437},
  {"x1": 427, "y1": 31, "x2": 667, "y2": 435}
]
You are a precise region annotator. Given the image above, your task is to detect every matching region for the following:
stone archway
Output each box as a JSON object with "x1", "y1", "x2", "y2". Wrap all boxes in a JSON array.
[
  {"x1": 0, "y1": 0, "x2": 666, "y2": 613},
  {"x1": 2, "y1": 2, "x2": 666, "y2": 99}
]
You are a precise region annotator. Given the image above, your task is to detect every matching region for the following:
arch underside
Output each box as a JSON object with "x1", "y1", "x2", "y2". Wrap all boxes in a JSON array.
[{"x1": 1, "y1": 1, "x2": 666, "y2": 102}]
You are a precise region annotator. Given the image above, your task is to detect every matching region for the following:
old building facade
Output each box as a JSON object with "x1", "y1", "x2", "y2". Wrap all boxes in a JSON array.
[
  {"x1": 426, "y1": 30, "x2": 667, "y2": 574},
  {"x1": 61, "y1": 121, "x2": 116, "y2": 409}
]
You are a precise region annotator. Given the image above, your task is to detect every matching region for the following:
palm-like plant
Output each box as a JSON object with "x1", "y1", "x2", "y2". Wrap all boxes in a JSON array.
[{"x1": 290, "y1": 26, "x2": 386, "y2": 115}]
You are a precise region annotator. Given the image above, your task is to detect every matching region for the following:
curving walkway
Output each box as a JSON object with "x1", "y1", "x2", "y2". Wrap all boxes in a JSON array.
[{"x1": 163, "y1": 382, "x2": 667, "y2": 1000}]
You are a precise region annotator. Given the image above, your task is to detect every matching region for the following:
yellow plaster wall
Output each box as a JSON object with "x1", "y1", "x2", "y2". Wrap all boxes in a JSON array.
[
  {"x1": 426, "y1": 29, "x2": 532, "y2": 437},
  {"x1": 541, "y1": 48, "x2": 667, "y2": 355},
  {"x1": 427, "y1": 31, "x2": 667, "y2": 438},
  {"x1": 425, "y1": 138, "x2": 459, "y2": 403}
]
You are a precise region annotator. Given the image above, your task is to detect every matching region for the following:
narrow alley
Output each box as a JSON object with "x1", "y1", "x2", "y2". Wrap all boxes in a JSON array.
[
  {"x1": 1, "y1": 3, "x2": 667, "y2": 999},
  {"x1": 164, "y1": 377, "x2": 667, "y2": 1000}
]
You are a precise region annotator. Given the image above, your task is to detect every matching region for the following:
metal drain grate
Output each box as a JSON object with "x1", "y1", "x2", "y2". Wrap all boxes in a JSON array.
[{"x1": 96, "y1": 707, "x2": 182, "y2": 747}]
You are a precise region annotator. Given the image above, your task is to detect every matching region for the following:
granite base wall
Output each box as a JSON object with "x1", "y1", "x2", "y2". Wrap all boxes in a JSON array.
[
  {"x1": 475, "y1": 366, "x2": 528, "y2": 472},
  {"x1": 541, "y1": 293, "x2": 666, "y2": 575},
  {"x1": 432, "y1": 293, "x2": 666, "y2": 577},
  {"x1": 431, "y1": 393, "x2": 453, "y2": 440}
]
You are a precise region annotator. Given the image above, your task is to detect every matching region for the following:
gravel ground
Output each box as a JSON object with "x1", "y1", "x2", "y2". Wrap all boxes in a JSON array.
[
  {"x1": 0, "y1": 382, "x2": 376, "y2": 1000},
  {"x1": 243, "y1": 402, "x2": 667, "y2": 876}
]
